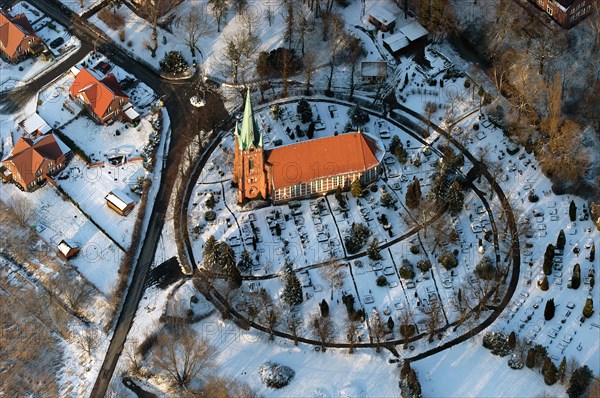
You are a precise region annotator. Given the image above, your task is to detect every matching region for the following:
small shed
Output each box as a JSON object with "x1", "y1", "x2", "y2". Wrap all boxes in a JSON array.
[
  {"x1": 18, "y1": 113, "x2": 52, "y2": 136},
  {"x1": 369, "y1": 6, "x2": 397, "y2": 32},
  {"x1": 58, "y1": 240, "x2": 79, "y2": 260},
  {"x1": 361, "y1": 61, "x2": 388, "y2": 81},
  {"x1": 105, "y1": 188, "x2": 135, "y2": 216}
]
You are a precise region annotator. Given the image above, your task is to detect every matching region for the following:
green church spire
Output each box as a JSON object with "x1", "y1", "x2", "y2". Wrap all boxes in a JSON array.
[{"x1": 239, "y1": 87, "x2": 262, "y2": 150}]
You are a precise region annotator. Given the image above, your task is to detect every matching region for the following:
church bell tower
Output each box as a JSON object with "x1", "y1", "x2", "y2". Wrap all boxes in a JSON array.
[{"x1": 232, "y1": 88, "x2": 268, "y2": 203}]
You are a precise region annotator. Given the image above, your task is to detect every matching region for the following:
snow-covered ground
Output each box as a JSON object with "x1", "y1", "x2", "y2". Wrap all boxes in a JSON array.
[{"x1": 0, "y1": 184, "x2": 122, "y2": 295}]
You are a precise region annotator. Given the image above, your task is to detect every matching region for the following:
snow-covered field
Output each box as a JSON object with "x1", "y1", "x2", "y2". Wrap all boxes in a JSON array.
[{"x1": 0, "y1": 184, "x2": 122, "y2": 295}]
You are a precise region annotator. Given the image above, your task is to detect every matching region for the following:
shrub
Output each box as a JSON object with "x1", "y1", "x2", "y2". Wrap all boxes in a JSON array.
[
  {"x1": 417, "y1": 260, "x2": 431, "y2": 273},
  {"x1": 348, "y1": 105, "x2": 370, "y2": 127},
  {"x1": 528, "y1": 191, "x2": 539, "y2": 202},
  {"x1": 482, "y1": 332, "x2": 511, "y2": 356},
  {"x1": 438, "y1": 252, "x2": 458, "y2": 270},
  {"x1": 204, "y1": 210, "x2": 216, "y2": 222},
  {"x1": 376, "y1": 275, "x2": 388, "y2": 286},
  {"x1": 259, "y1": 362, "x2": 295, "y2": 389},
  {"x1": 98, "y1": 8, "x2": 125, "y2": 31},
  {"x1": 475, "y1": 256, "x2": 495, "y2": 280},
  {"x1": 508, "y1": 355, "x2": 524, "y2": 370},
  {"x1": 410, "y1": 245, "x2": 420, "y2": 254},
  {"x1": 582, "y1": 298, "x2": 594, "y2": 318},
  {"x1": 118, "y1": 29, "x2": 126, "y2": 42},
  {"x1": 127, "y1": 40, "x2": 133, "y2": 47},
  {"x1": 159, "y1": 51, "x2": 189, "y2": 74}
]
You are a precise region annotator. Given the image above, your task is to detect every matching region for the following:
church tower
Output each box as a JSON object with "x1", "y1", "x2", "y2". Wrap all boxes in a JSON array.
[{"x1": 232, "y1": 88, "x2": 268, "y2": 203}]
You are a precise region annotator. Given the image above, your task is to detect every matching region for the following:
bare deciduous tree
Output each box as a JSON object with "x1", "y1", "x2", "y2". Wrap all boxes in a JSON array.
[
  {"x1": 208, "y1": 0, "x2": 228, "y2": 32},
  {"x1": 286, "y1": 314, "x2": 303, "y2": 346},
  {"x1": 310, "y1": 314, "x2": 335, "y2": 350},
  {"x1": 151, "y1": 325, "x2": 217, "y2": 389},
  {"x1": 345, "y1": 320, "x2": 360, "y2": 354},
  {"x1": 218, "y1": 31, "x2": 258, "y2": 85},
  {"x1": 179, "y1": 6, "x2": 211, "y2": 58},
  {"x1": 369, "y1": 312, "x2": 386, "y2": 352},
  {"x1": 73, "y1": 328, "x2": 100, "y2": 357},
  {"x1": 319, "y1": 261, "x2": 345, "y2": 300}
]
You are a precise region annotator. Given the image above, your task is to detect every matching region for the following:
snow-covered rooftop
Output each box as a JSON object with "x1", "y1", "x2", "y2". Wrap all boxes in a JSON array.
[
  {"x1": 397, "y1": 20, "x2": 428, "y2": 42},
  {"x1": 19, "y1": 113, "x2": 52, "y2": 135},
  {"x1": 383, "y1": 32, "x2": 410, "y2": 53},
  {"x1": 105, "y1": 188, "x2": 134, "y2": 212},
  {"x1": 361, "y1": 61, "x2": 388, "y2": 78},
  {"x1": 369, "y1": 6, "x2": 397, "y2": 26}
]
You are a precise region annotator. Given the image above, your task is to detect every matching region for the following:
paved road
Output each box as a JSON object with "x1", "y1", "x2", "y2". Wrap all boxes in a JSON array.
[{"x1": 0, "y1": 1, "x2": 227, "y2": 397}]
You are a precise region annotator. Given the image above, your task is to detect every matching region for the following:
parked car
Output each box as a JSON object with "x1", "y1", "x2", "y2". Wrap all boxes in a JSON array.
[{"x1": 49, "y1": 37, "x2": 64, "y2": 49}]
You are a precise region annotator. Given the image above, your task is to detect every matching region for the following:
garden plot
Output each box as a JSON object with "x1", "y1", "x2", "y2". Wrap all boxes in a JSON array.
[
  {"x1": 56, "y1": 157, "x2": 145, "y2": 248},
  {"x1": 0, "y1": 184, "x2": 122, "y2": 296}
]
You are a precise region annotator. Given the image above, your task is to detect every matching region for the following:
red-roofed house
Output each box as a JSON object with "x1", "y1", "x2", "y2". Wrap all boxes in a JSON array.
[
  {"x1": 69, "y1": 68, "x2": 131, "y2": 124},
  {"x1": 0, "y1": 9, "x2": 44, "y2": 63},
  {"x1": 232, "y1": 91, "x2": 384, "y2": 204},
  {"x1": 527, "y1": 0, "x2": 594, "y2": 28},
  {"x1": 1, "y1": 134, "x2": 71, "y2": 191}
]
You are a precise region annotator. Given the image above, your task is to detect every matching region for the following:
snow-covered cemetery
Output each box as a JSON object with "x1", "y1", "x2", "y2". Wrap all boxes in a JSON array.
[{"x1": 0, "y1": 0, "x2": 599, "y2": 397}]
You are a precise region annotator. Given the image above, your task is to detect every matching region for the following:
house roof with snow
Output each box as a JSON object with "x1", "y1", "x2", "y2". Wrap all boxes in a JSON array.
[
  {"x1": 105, "y1": 188, "x2": 134, "y2": 212},
  {"x1": 383, "y1": 21, "x2": 428, "y2": 53},
  {"x1": 0, "y1": 10, "x2": 39, "y2": 59},
  {"x1": 2, "y1": 134, "x2": 70, "y2": 186},
  {"x1": 397, "y1": 21, "x2": 428, "y2": 42},
  {"x1": 69, "y1": 68, "x2": 128, "y2": 120},
  {"x1": 369, "y1": 6, "x2": 396, "y2": 26},
  {"x1": 19, "y1": 112, "x2": 52, "y2": 135},
  {"x1": 265, "y1": 132, "x2": 385, "y2": 189}
]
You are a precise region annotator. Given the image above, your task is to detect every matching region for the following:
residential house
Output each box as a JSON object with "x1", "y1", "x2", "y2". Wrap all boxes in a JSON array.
[
  {"x1": 105, "y1": 188, "x2": 135, "y2": 216},
  {"x1": 382, "y1": 20, "x2": 428, "y2": 57},
  {"x1": 0, "y1": 9, "x2": 44, "y2": 63},
  {"x1": 1, "y1": 134, "x2": 71, "y2": 191},
  {"x1": 69, "y1": 68, "x2": 132, "y2": 124},
  {"x1": 527, "y1": 0, "x2": 594, "y2": 28},
  {"x1": 368, "y1": 6, "x2": 397, "y2": 32}
]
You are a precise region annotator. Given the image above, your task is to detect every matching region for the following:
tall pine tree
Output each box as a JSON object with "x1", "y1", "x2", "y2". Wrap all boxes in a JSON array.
[
  {"x1": 556, "y1": 229, "x2": 566, "y2": 251},
  {"x1": 543, "y1": 357, "x2": 558, "y2": 385},
  {"x1": 282, "y1": 263, "x2": 303, "y2": 306},
  {"x1": 544, "y1": 298, "x2": 555, "y2": 321},
  {"x1": 569, "y1": 200, "x2": 577, "y2": 222},
  {"x1": 543, "y1": 244, "x2": 555, "y2": 275}
]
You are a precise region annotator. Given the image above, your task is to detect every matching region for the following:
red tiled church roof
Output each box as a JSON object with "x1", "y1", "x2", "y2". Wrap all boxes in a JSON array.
[
  {"x1": 265, "y1": 132, "x2": 381, "y2": 189},
  {"x1": 69, "y1": 68, "x2": 128, "y2": 120}
]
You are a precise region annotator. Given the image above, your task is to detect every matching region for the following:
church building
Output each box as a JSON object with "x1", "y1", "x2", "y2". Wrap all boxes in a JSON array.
[{"x1": 232, "y1": 90, "x2": 384, "y2": 204}]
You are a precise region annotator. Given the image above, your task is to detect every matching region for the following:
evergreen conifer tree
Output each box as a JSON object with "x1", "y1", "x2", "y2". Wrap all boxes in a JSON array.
[
  {"x1": 567, "y1": 366, "x2": 593, "y2": 398},
  {"x1": 556, "y1": 229, "x2": 566, "y2": 251},
  {"x1": 526, "y1": 348, "x2": 536, "y2": 368},
  {"x1": 582, "y1": 298, "x2": 594, "y2": 318},
  {"x1": 282, "y1": 264, "x2": 303, "y2": 306},
  {"x1": 543, "y1": 357, "x2": 558, "y2": 385},
  {"x1": 590, "y1": 243, "x2": 595, "y2": 262},
  {"x1": 237, "y1": 250, "x2": 253, "y2": 273},
  {"x1": 544, "y1": 299, "x2": 556, "y2": 321},
  {"x1": 351, "y1": 179, "x2": 362, "y2": 197},
  {"x1": 569, "y1": 200, "x2": 577, "y2": 222},
  {"x1": 558, "y1": 356, "x2": 567, "y2": 384},
  {"x1": 540, "y1": 275, "x2": 549, "y2": 291},
  {"x1": 319, "y1": 299, "x2": 329, "y2": 317},
  {"x1": 367, "y1": 239, "x2": 382, "y2": 260},
  {"x1": 297, "y1": 98, "x2": 313, "y2": 123},
  {"x1": 543, "y1": 244, "x2": 555, "y2": 275},
  {"x1": 571, "y1": 263, "x2": 581, "y2": 289}
]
